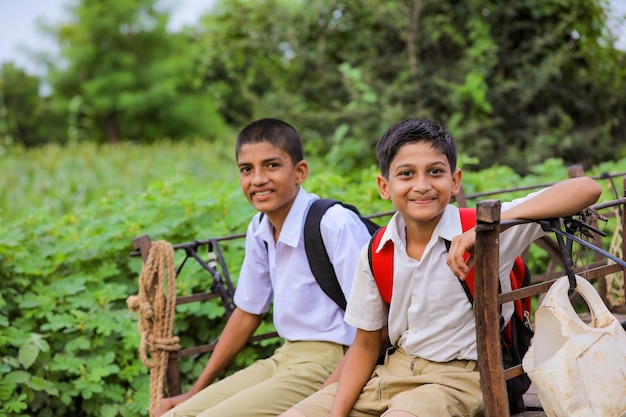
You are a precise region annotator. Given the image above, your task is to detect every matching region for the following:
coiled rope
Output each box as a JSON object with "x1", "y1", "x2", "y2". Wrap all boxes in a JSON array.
[{"x1": 127, "y1": 240, "x2": 180, "y2": 410}]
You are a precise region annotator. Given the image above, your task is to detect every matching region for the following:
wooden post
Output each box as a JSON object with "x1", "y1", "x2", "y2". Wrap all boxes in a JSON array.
[
  {"x1": 474, "y1": 200, "x2": 509, "y2": 417},
  {"x1": 455, "y1": 185, "x2": 469, "y2": 208},
  {"x1": 567, "y1": 164, "x2": 584, "y2": 178},
  {"x1": 166, "y1": 356, "x2": 182, "y2": 396},
  {"x1": 133, "y1": 234, "x2": 152, "y2": 261}
]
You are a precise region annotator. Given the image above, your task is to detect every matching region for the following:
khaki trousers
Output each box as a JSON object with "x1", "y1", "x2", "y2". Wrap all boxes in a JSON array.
[
  {"x1": 164, "y1": 340, "x2": 346, "y2": 417},
  {"x1": 294, "y1": 348, "x2": 484, "y2": 417}
]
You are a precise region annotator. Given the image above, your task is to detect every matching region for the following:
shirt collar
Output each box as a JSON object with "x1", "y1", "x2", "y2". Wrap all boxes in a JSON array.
[
  {"x1": 254, "y1": 187, "x2": 313, "y2": 248},
  {"x1": 375, "y1": 205, "x2": 464, "y2": 252}
]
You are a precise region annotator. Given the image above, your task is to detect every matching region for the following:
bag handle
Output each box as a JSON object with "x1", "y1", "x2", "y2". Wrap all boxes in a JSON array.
[{"x1": 545, "y1": 275, "x2": 616, "y2": 328}]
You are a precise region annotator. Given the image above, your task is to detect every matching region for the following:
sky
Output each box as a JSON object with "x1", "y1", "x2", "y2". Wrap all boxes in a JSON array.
[
  {"x1": 0, "y1": 0, "x2": 215, "y2": 76},
  {"x1": 0, "y1": 0, "x2": 625, "y2": 78}
]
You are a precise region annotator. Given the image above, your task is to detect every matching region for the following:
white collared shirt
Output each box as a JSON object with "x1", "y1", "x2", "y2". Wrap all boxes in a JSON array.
[
  {"x1": 344, "y1": 192, "x2": 546, "y2": 362},
  {"x1": 234, "y1": 187, "x2": 373, "y2": 346}
]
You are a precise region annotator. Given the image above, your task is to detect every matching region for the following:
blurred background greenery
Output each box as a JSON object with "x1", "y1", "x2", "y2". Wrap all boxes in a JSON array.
[{"x1": 1, "y1": 0, "x2": 625, "y2": 175}]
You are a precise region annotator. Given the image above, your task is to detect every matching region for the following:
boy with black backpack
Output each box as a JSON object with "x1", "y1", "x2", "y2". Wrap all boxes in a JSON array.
[
  {"x1": 151, "y1": 118, "x2": 373, "y2": 417},
  {"x1": 279, "y1": 118, "x2": 601, "y2": 417}
]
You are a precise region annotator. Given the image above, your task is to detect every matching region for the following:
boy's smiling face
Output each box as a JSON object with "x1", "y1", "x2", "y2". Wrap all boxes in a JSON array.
[
  {"x1": 377, "y1": 141, "x2": 462, "y2": 227},
  {"x1": 237, "y1": 141, "x2": 308, "y2": 221}
]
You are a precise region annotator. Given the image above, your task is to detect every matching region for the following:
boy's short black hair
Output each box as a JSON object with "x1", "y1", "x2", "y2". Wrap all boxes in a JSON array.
[
  {"x1": 376, "y1": 118, "x2": 457, "y2": 178},
  {"x1": 235, "y1": 118, "x2": 304, "y2": 165}
]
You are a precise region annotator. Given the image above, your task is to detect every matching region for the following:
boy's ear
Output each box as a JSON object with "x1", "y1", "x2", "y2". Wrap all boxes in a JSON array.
[
  {"x1": 295, "y1": 160, "x2": 309, "y2": 185},
  {"x1": 451, "y1": 168, "x2": 463, "y2": 195},
  {"x1": 377, "y1": 174, "x2": 391, "y2": 200}
]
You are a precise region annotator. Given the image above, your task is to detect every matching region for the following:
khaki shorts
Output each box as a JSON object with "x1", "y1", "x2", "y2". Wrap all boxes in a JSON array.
[
  {"x1": 164, "y1": 340, "x2": 346, "y2": 417},
  {"x1": 293, "y1": 348, "x2": 484, "y2": 417}
]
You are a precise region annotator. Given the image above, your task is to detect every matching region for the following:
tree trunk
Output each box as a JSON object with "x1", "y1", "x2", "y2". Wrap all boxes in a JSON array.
[{"x1": 105, "y1": 112, "x2": 120, "y2": 143}]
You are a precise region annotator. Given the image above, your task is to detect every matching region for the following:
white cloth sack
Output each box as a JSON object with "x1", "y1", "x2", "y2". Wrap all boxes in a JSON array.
[{"x1": 522, "y1": 275, "x2": 626, "y2": 417}]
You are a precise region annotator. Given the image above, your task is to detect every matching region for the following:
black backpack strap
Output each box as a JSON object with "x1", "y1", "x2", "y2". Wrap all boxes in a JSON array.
[
  {"x1": 367, "y1": 230, "x2": 380, "y2": 277},
  {"x1": 258, "y1": 213, "x2": 269, "y2": 252},
  {"x1": 443, "y1": 238, "x2": 474, "y2": 306},
  {"x1": 304, "y1": 199, "x2": 348, "y2": 310}
]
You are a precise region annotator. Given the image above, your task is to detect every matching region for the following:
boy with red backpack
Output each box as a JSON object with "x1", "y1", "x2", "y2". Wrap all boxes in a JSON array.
[{"x1": 279, "y1": 118, "x2": 601, "y2": 417}]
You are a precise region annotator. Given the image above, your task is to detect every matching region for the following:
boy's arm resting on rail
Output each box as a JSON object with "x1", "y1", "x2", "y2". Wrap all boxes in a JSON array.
[
  {"x1": 150, "y1": 307, "x2": 263, "y2": 417},
  {"x1": 329, "y1": 328, "x2": 382, "y2": 417},
  {"x1": 447, "y1": 177, "x2": 602, "y2": 280},
  {"x1": 499, "y1": 177, "x2": 602, "y2": 222}
]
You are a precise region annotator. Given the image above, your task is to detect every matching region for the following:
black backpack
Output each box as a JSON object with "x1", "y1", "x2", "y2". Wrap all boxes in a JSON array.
[{"x1": 303, "y1": 199, "x2": 380, "y2": 310}]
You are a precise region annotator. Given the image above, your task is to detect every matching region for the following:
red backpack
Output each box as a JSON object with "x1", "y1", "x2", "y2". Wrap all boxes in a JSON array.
[{"x1": 367, "y1": 207, "x2": 534, "y2": 414}]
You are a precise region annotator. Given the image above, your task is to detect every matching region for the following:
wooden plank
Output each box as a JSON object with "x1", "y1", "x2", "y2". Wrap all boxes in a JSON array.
[
  {"x1": 175, "y1": 292, "x2": 221, "y2": 305},
  {"x1": 172, "y1": 332, "x2": 280, "y2": 358},
  {"x1": 500, "y1": 263, "x2": 624, "y2": 304}
]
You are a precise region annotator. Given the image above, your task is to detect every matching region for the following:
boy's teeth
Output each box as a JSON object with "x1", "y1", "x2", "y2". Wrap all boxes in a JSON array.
[{"x1": 256, "y1": 190, "x2": 272, "y2": 196}]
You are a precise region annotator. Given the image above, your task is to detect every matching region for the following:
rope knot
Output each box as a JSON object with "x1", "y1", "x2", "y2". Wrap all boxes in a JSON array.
[
  {"x1": 126, "y1": 295, "x2": 141, "y2": 313},
  {"x1": 140, "y1": 301, "x2": 154, "y2": 319},
  {"x1": 151, "y1": 336, "x2": 181, "y2": 352}
]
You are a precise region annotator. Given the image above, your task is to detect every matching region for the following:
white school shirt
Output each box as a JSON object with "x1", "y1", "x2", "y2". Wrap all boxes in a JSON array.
[
  {"x1": 344, "y1": 191, "x2": 547, "y2": 362},
  {"x1": 233, "y1": 187, "x2": 373, "y2": 346}
]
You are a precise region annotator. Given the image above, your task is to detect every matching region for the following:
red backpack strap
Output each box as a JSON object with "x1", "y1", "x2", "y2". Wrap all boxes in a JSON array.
[
  {"x1": 511, "y1": 256, "x2": 531, "y2": 319},
  {"x1": 459, "y1": 208, "x2": 529, "y2": 317},
  {"x1": 368, "y1": 226, "x2": 394, "y2": 304},
  {"x1": 458, "y1": 208, "x2": 477, "y2": 302}
]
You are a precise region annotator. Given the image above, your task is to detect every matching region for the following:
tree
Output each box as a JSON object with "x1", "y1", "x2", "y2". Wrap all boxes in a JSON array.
[
  {"x1": 46, "y1": 0, "x2": 226, "y2": 143},
  {"x1": 0, "y1": 62, "x2": 65, "y2": 147},
  {"x1": 190, "y1": 0, "x2": 300, "y2": 127},
  {"x1": 192, "y1": 0, "x2": 626, "y2": 173},
  {"x1": 473, "y1": 0, "x2": 626, "y2": 172}
]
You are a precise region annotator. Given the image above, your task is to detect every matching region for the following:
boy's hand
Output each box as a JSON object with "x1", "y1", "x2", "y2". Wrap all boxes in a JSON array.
[
  {"x1": 150, "y1": 393, "x2": 190, "y2": 417},
  {"x1": 447, "y1": 228, "x2": 476, "y2": 280}
]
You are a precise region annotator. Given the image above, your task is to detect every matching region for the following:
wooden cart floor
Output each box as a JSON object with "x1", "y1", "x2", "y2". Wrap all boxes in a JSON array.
[{"x1": 519, "y1": 386, "x2": 545, "y2": 416}]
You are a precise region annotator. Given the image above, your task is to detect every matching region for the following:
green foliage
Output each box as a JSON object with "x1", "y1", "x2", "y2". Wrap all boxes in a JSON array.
[
  {"x1": 0, "y1": 138, "x2": 239, "y2": 224},
  {"x1": 0, "y1": 175, "x2": 248, "y2": 416},
  {"x1": 0, "y1": 63, "x2": 66, "y2": 148},
  {"x1": 44, "y1": 0, "x2": 226, "y2": 143}
]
